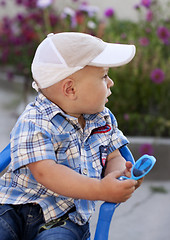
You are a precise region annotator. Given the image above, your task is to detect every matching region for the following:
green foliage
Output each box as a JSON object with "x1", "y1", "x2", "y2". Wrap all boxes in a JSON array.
[{"x1": 106, "y1": 1, "x2": 170, "y2": 137}]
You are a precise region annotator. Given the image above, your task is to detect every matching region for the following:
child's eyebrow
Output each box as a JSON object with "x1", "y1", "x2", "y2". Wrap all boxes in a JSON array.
[
  {"x1": 101, "y1": 68, "x2": 109, "y2": 74},
  {"x1": 100, "y1": 67, "x2": 109, "y2": 77}
]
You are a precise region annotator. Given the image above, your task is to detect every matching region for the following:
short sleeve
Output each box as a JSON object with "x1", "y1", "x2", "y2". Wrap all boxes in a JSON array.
[
  {"x1": 107, "y1": 111, "x2": 129, "y2": 154},
  {"x1": 10, "y1": 120, "x2": 56, "y2": 171}
]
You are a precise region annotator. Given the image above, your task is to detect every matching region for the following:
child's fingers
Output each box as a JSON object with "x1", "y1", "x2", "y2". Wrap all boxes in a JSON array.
[
  {"x1": 123, "y1": 161, "x2": 133, "y2": 178},
  {"x1": 125, "y1": 161, "x2": 133, "y2": 170},
  {"x1": 122, "y1": 179, "x2": 137, "y2": 189},
  {"x1": 117, "y1": 179, "x2": 137, "y2": 202},
  {"x1": 135, "y1": 177, "x2": 144, "y2": 189}
]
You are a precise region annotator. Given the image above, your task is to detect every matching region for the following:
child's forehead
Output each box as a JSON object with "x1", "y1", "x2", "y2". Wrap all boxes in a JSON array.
[
  {"x1": 80, "y1": 66, "x2": 109, "y2": 78},
  {"x1": 84, "y1": 66, "x2": 109, "y2": 73},
  {"x1": 87, "y1": 66, "x2": 109, "y2": 73},
  {"x1": 97, "y1": 67, "x2": 109, "y2": 74}
]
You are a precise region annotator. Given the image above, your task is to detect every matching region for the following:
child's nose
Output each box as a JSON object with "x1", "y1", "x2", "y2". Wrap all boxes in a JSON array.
[{"x1": 107, "y1": 77, "x2": 114, "y2": 88}]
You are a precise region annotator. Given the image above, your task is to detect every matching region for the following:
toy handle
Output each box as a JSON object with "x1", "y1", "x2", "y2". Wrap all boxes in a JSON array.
[
  {"x1": 118, "y1": 176, "x2": 129, "y2": 181},
  {"x1": 0, "y1": 143, "x2": 11, "y2": 172}
]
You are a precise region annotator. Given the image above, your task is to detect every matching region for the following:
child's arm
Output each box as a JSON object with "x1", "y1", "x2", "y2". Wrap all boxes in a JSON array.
[
  {"x1": 105, "y1": 149, "x2": 144, "y2": 189},
  {"x1": 104, "y1": 149, "x2": 132, "y2": 177},
  {"x1": 28, "y1": 157, "x2": 137, "y2": 203}
]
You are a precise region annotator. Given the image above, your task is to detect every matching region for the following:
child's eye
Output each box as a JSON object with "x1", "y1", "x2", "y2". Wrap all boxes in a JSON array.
[{"x1": 102, "y1": 74, "x2": 108, "y2": 80}]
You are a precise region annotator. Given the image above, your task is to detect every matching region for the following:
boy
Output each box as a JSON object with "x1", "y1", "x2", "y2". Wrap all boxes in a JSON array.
[{"x1": 0, "y1": 32, "x2": 140, "y2": 240}]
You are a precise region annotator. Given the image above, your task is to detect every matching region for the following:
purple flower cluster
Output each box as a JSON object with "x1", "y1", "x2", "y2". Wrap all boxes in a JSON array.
[
  {"x1": 15, "y1": 0, "x2": 37, "y2": 8},
  {"x1": 136, "y1": 0, "x2": 169, "y2": 60},
  {"x1": 0, "y1": 0, "x2": 5, "y2": 6},
  {"x1": 150, "y1": 68, "x2": 165, "y2": 84},
  {"x1": 139, "y1": 143, "x2": 153, "y2": 155},
  {"x1": 0, "y1": 1, "x2": 58, "y2": 78},
  {"x1": 134, "y1": 4, "x2": 140, "y2": 10},
  {"x1": 104, "y1": 8, "x2": 114, "y2": 18},
  {"x1": 139, "y1": 37, "x2": 149, "y2": 46},
  {"x1": 146, "y1": 10, "x2": 153, "y2": 22},
  {"x1": 140, "y1": 0, "x2": 152, "y2": 8},
  {"x1": 0, "y1": 0, "x2": 100, "y2": 79},
  {"x1": 157, "y1": 26, "x2": 170, "y2": 45}
]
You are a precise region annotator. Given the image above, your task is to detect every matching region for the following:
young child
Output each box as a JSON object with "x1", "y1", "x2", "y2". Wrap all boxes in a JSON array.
[{"x1": 0, "y1": 32, "x2": 140, "y2": 240}]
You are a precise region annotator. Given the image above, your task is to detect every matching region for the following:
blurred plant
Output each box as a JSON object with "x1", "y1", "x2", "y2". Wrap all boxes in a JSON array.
[
  {"x1": 0, "y1": 0, "x2": 100, "y2": 102},
  {"x1": 139, "y1": 143, "x2": 154, "y2": 155},
  {"x1": 0, "y1": 0, "x2": 170, "y2": 137},
  {"x1": 150, "y1": 186, "x2": 168, "y2": 193},
  {"x1": 106, "y1": 0, "x2": 170, "y2": 137}
]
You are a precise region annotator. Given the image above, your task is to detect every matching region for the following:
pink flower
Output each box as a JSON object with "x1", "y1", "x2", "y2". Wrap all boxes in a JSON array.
[
  {"x1": 139, "y1": 37, "x2": 149, "y2": 46},
  {"x1": 157, "y1": 26, "x2": 170, "y2": 45},
  {"x1": 15, "y1": 0, "x2": 37, "y2": 8},
  {"x1": 0, "y1": 1, "x2": 6, "y2": 6},
  {"x1": 134, "y1": 4, "x2": 140, "y2": 10},
  {"x1": 150, "y1": 68, "x2": 165, "y2": 84},
  {"x1": 104, "y1": 8, "x2": 114, "y2": 18},
  {"x1": 121, "y1": 33, "x2": 127, "y2": 39},
  {"x1": 124, "y1": 114, "x2": 129, "y2": 121},
  {"x1": 145, "y1": 27, "x2": 151, "y2": 33},
  {"x1": 15, "y1": 0, "x2": 23, "y2": 4},
  {"x1": 141, "y1": 0, "x2": 152, "y2": 8},
  {"x1": 139, "y1": 143, "x2": 153, "y2": 155},
  {"x1": 146, "y1": 10, "x2": 153, "y2": 22}
]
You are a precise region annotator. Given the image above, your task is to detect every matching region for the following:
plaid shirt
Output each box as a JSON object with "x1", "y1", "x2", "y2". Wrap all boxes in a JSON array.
[{"x1": 0, "y1": 93, "x2": 128, "y2": 225}]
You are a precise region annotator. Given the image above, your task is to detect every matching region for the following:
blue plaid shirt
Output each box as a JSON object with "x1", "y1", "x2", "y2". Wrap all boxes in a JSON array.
[{"x1": 0, "y1": 92, "x2": 128, "y2": 225}]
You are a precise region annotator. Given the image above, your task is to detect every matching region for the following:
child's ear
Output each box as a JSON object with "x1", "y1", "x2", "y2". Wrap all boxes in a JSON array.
[{"x1": 62, "y1": 79, "x2": 77, "y2": 99}]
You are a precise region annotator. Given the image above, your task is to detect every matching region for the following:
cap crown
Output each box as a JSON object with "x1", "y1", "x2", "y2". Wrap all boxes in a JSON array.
[{"x1": 31, "y1": 32, "x2": 106, "y2": 89}]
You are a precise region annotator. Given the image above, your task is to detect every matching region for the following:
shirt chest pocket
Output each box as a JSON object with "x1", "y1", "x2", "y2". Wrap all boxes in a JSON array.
[
  {"x1": 53, "y1": 134, "x2": 80, "y2": 171},
  {"x1": 87, "y1": 133, "x2": 111, "y2": 178}
]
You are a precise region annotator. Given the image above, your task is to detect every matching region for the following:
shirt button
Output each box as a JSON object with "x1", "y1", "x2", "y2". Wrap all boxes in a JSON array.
[{"x1": 82, "y1": 168, "x2": 88, "y2": 175}]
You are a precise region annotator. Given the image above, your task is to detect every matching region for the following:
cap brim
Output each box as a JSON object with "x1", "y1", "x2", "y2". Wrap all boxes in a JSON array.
[{"x1": 89, "y1": 43, "x2": 136, "y2": 67}]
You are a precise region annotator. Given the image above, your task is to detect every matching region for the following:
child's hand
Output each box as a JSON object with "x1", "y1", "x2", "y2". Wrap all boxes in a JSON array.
[
  {"x1": 122, "y1": 161, "x2": 133, "y2": 178},
  {"x1": 99, "y1": 171, "x2": 137, "y2": 203},
  {"x1": 122, "y1": 161, "x2": 144, "y2": 189},
  {"x1": 135, "y1": 177, "x2": 144, "y2": 189}
]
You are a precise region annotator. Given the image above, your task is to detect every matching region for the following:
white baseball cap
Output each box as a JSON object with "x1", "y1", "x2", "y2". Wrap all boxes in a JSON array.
[{"x1": 31, "y1": 32, "x2": 136, "y2": 89}]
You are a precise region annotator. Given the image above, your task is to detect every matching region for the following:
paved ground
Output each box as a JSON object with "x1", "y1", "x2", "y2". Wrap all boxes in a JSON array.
[
  {"x1": 0, "y1": 82, "x2": 170, "y2": 240},
  {"x1": 90, "y1": 181, "x2": 170, "y2": 240}
]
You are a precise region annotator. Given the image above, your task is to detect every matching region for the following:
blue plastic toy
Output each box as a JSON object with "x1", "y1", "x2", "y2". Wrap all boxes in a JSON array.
[
  {"x1": 0, "y1": 143, "x2": 11, "y2": 171},
  {"x1": 91, "y1": 151, "x2": 156, "y2": 240},
  {"x1": 118, "y1": 154, "x2": 156, "y2": 181},
  {"x1": 0, "y1": 144, "x2": 156, "y2": 240}
]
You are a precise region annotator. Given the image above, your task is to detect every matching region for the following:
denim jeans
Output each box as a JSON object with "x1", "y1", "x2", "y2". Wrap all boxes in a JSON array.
[{"x1": 0, "y1": 203, "x2": 90, "y2": 240}]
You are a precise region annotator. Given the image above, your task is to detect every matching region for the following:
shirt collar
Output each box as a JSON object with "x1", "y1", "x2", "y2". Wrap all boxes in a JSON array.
[
  {"x1": 35, "y1": 92, "x2": 110, "y2": 126},
  {"x1": 35, "y1": 92, "x2": 64, "y2": 121},
  {"x1": 83, "y1": 108, "x2": 110, "y2": 126}
]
